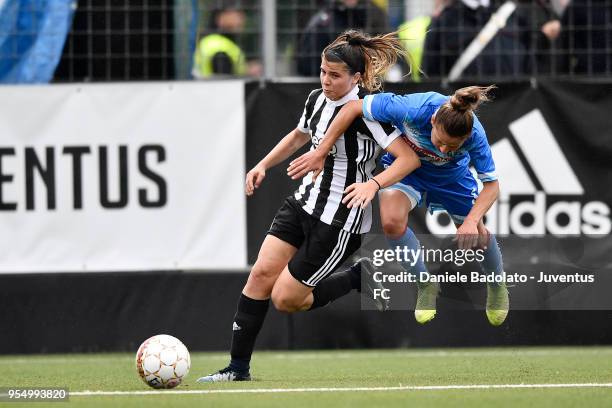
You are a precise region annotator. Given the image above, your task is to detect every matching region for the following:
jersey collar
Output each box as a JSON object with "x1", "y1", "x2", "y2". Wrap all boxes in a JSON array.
[{"x1": 325, "y1": 85, "x2": 360, "y2": 106}]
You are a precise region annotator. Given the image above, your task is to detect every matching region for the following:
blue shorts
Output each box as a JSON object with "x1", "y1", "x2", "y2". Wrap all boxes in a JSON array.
[{"x1": 384, "y1": 169, "x2": 479, "y2": 225}]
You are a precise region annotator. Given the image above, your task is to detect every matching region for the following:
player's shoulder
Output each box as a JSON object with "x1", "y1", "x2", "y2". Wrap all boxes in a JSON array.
[
  {"x1": 304, "y1": 88, "x2": 324, "y2": 107},
  {"x1": 466, "y1": 116, "x2": 489, "y2": 147},
  {"x1": 471, "y1": 113, "x2": 487, "y2": 136},
  {"x1": 372, "y1": 91, "x2": 446, "y2": 107},
  {"x1": 352, "y1": 88, "x2": 395, "y2": 133},
  {"x1": 382, "y1": 92, "x2": 444, "y2": 124},
  {"x1": 425, "y1": 91, "x2": 448, "y2": 103},
  {"x1": 410, "y1": 91, "x2": 448, "y2": 108},
  {"x1": 306, "y1": 88, "x2": 324, "y2": 100}
]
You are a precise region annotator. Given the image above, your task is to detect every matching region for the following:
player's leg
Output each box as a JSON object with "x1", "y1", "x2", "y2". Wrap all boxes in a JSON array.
[
  {"x1": 271, "y1": 266, "x2": 315, "y2": 312},
  {"x1": 379, "y1": 184, "x2": 438, "y2": 324},
  {"x1": 271, "y1": 264, "x2": 364, "y2": 313},
  {"x1": 452, "y1": 217, "x2": 508, "y2": 326},
  {"x1": 271, "y1": 220, "x2": 362, "y2": 312},
  {"x1": 432, "y1": 174, "x2": 509, "y2": 326},
  {"x1": 197, "y1": 235, "x2": 297, "y2": 383},
  {"x1": 305, "y1": 256, "x2": 389, "y2": 311},
  {"x1": 271, "y1": 258, "x2": 373, "y2": 312},
  {"x1": 232, "y1": 235, "x2": 298, "y2": 370},
  {"x1": 475, "y1": 222, "x2": 508, "y2": 326},
  {"x1": 198, "y1": 198, "x2": 303, "y2": 383}
]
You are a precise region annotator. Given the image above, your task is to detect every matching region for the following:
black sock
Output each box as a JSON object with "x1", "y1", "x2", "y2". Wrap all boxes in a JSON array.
[
  {"x1": 309, "y1": 265, "x2": 360, "y2": 310},
  {"x1": 348, "y1": 262, "x2": 362, "y2": 291},
  {"x1": 228, "y1": 293, "x2": 269, "y2": 374}
]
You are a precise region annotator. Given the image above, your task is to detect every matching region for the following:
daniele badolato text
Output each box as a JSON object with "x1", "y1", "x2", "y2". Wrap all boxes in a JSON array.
[{"x1": 373, "y1": 270, "x2": 595, "y2": 284}]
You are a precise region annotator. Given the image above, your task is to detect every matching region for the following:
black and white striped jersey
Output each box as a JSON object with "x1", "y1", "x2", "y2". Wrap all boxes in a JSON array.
[{"x1": 294, "y1": 85, "x2": 402, "y2": 234}]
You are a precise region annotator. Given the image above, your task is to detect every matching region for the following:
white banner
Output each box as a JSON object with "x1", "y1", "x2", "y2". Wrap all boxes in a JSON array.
[{"x1": 0, "y1": 81, "x2": 247, "y2": 272}]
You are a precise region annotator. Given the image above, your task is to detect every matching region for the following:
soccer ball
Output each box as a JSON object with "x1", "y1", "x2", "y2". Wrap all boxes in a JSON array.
[{"x1": 135, "y1": 334, "x2": 191, "y2": 389}]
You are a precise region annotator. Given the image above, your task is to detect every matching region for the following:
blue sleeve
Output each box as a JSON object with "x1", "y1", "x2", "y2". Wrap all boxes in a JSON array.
[
  {"x1": 468, "y1": 122, "x2": 497, "y2": 182},
  {"x1": 363, "y1": 93, "x2": 431, "y2": 129}
]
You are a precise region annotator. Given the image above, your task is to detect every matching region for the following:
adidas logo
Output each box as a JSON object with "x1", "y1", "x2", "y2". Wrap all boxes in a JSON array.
[
  {"x1": 232, "y1": 322, "x2": 242, "y2": 331},
  {"x1": 426, "y1": 109, "x2": 611, "y2": 236}
]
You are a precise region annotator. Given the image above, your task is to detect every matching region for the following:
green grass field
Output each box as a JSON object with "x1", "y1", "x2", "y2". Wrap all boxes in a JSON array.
[{"x1": 2, "y1": 347, "x2": 611, "y2": 407}]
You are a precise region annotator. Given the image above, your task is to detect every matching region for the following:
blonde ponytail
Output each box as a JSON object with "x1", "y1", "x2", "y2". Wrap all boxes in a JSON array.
[{"x1": 322, "y1": 30, "x2": 406, "y2": 92}]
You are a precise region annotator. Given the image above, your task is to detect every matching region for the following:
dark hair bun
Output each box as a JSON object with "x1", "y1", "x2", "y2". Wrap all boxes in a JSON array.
[
  {"x1": 348, "y1": 37, "x2": 363, "y2": 46},
  {"x1": 450, "y1": 86, "x2": 492, "y2": 112}
]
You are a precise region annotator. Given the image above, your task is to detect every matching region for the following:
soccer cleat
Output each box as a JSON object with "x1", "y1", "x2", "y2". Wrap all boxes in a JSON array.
[
  {"x1": 353, "y1": 257, "x2": 390, "y2": 311},
  {"x1": 196, "y1": 366, "x2": 251, "y2": 383},
  {"x1": 486, "y1": 282, "x2": 509, "y2": 326},
  {"x1": 414, "y1": 281, "x2": 440, "y2": 324}
]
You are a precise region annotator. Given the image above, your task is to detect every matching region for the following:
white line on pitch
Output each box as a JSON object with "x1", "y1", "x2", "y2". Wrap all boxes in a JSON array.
[{"x1": 71, "y1": 383, "x2": 612, "y2": 397}]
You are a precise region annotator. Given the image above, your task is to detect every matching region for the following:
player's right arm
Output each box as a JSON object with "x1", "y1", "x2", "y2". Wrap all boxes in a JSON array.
[
  {"x1": 287, "y1": 93, "x2": 425, "y2": 180},
  {"x1": 246, "y1": 128, "x2": 310, "y2": 196}
]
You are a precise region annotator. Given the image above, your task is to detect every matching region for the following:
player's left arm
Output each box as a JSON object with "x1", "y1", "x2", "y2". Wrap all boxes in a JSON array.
[
  {"x1": 456, "y1": 127, "x2": 499, "y2": 249},
  {"x1": 462, "y1": 180, "x2": 499, "y2": 227},
  {"x1": 456, "y1": 180, "x2": 499, "y2": 249}
]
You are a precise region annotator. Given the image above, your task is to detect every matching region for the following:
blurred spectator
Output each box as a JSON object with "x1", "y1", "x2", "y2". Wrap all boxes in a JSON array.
[
  {"x1": 394, "y1": 0, "x2": 454, "y2": 82},
  {"x1": 397, "y1": 15, "x2": 431, "y2": 82},
  {"x1": 558, "y1": 0, "x2": 612, "y2": 75},
  {"x1": 296, "y1": 0, "x2": 389, "y2": 76},
  {"x1": 518, "y1": 1, "x2": 562, "y2": 75},
  {"x1": 422, "y1": 0, "x2": 559, "y2": 78},
  {"x1": 550, "y1": 0, "x2": 571, "y2": 15},
  {"x1": 192, "y1": 1, "x2": 261, "y2": 78}
]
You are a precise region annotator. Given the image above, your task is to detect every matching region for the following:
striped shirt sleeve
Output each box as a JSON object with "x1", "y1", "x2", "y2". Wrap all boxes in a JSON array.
[
  {"x1": 296, "y1": 89, "x2": 322, "y2": 133},
  {"x1": 362, "y1": 118, "x2": 402, "y2": 149}
]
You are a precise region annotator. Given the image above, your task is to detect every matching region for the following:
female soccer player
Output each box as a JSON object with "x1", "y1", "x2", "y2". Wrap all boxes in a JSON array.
[
  {"x1": 197, "y1": 30, "x2": 420, "y2": 382},
  {"x1": 288, "y1": 86, "x2": 509, "y2": 327}
]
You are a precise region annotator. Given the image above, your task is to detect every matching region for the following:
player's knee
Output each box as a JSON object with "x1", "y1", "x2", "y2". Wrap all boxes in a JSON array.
[
  {"x1": 382, "y1": 217, "x2": 407, "y2": 239},
  {"x1": 244, "y1": 263, "x2": 278, "y2": 297},
  {"x1": 271, "y1": 291, "x2": 300, "y2": 313},
  {"x1": 249, "y1": 261, "x2": 279, "y2": 286}
]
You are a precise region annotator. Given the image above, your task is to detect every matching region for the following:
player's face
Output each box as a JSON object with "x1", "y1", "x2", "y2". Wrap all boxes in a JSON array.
[
  {"x1": 320, "y1": 58, "x2": 360, "y2": 101},
  {"x1": 430, "y1": 116, "x2": 468, "y2": 154}
]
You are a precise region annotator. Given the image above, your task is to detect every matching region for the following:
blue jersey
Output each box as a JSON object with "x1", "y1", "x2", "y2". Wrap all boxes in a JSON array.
[{"x1": 363, "y1": 92, "x2": 497, "y2": 186}]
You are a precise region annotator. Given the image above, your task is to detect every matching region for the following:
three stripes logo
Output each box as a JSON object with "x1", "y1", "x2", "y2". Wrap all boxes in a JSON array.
[{"x1": 426, "y1": 109, "x2": 611, "y2": 236}]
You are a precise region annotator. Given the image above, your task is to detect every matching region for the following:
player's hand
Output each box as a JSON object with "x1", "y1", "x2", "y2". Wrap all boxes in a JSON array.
[
  {"x1": 245, "y1": 164, "x2": 266, "y2": 196},
  {"x1": 342, "y1": 180, "x2": 379, "y2": 209},
  {"x1": 455, "y1": 218, "x2": 479, "y2": 250},
  {"x1": 287, "y1": 149, "x2": 326, "y2": 182},
  {"x1": 476, "y1": 220, "x2": 490, "y2": 250}
]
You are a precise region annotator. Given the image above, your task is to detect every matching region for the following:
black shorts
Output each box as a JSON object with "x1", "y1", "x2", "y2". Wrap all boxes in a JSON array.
[{"x1": 268, "y1": 196, "x2": 361, "y2": 287}]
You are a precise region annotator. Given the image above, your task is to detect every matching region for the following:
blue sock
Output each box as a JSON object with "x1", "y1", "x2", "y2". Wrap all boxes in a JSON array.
[
  {"x1": 386, "y1": 227, "x2": 428, "y2": 283},
  {"x1": 479, "y1": 234, "x2": 504, "y2": 287}
]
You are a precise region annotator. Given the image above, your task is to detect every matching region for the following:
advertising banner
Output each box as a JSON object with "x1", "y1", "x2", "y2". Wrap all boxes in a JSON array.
[{"x1": 0, "y1": 81, "x2": 247, "y2": 272}]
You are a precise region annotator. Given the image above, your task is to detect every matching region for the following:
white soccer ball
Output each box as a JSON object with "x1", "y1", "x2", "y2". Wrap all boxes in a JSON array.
[{"x1": 135, "y1": 334, "x2": 191, "y2": 389}]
